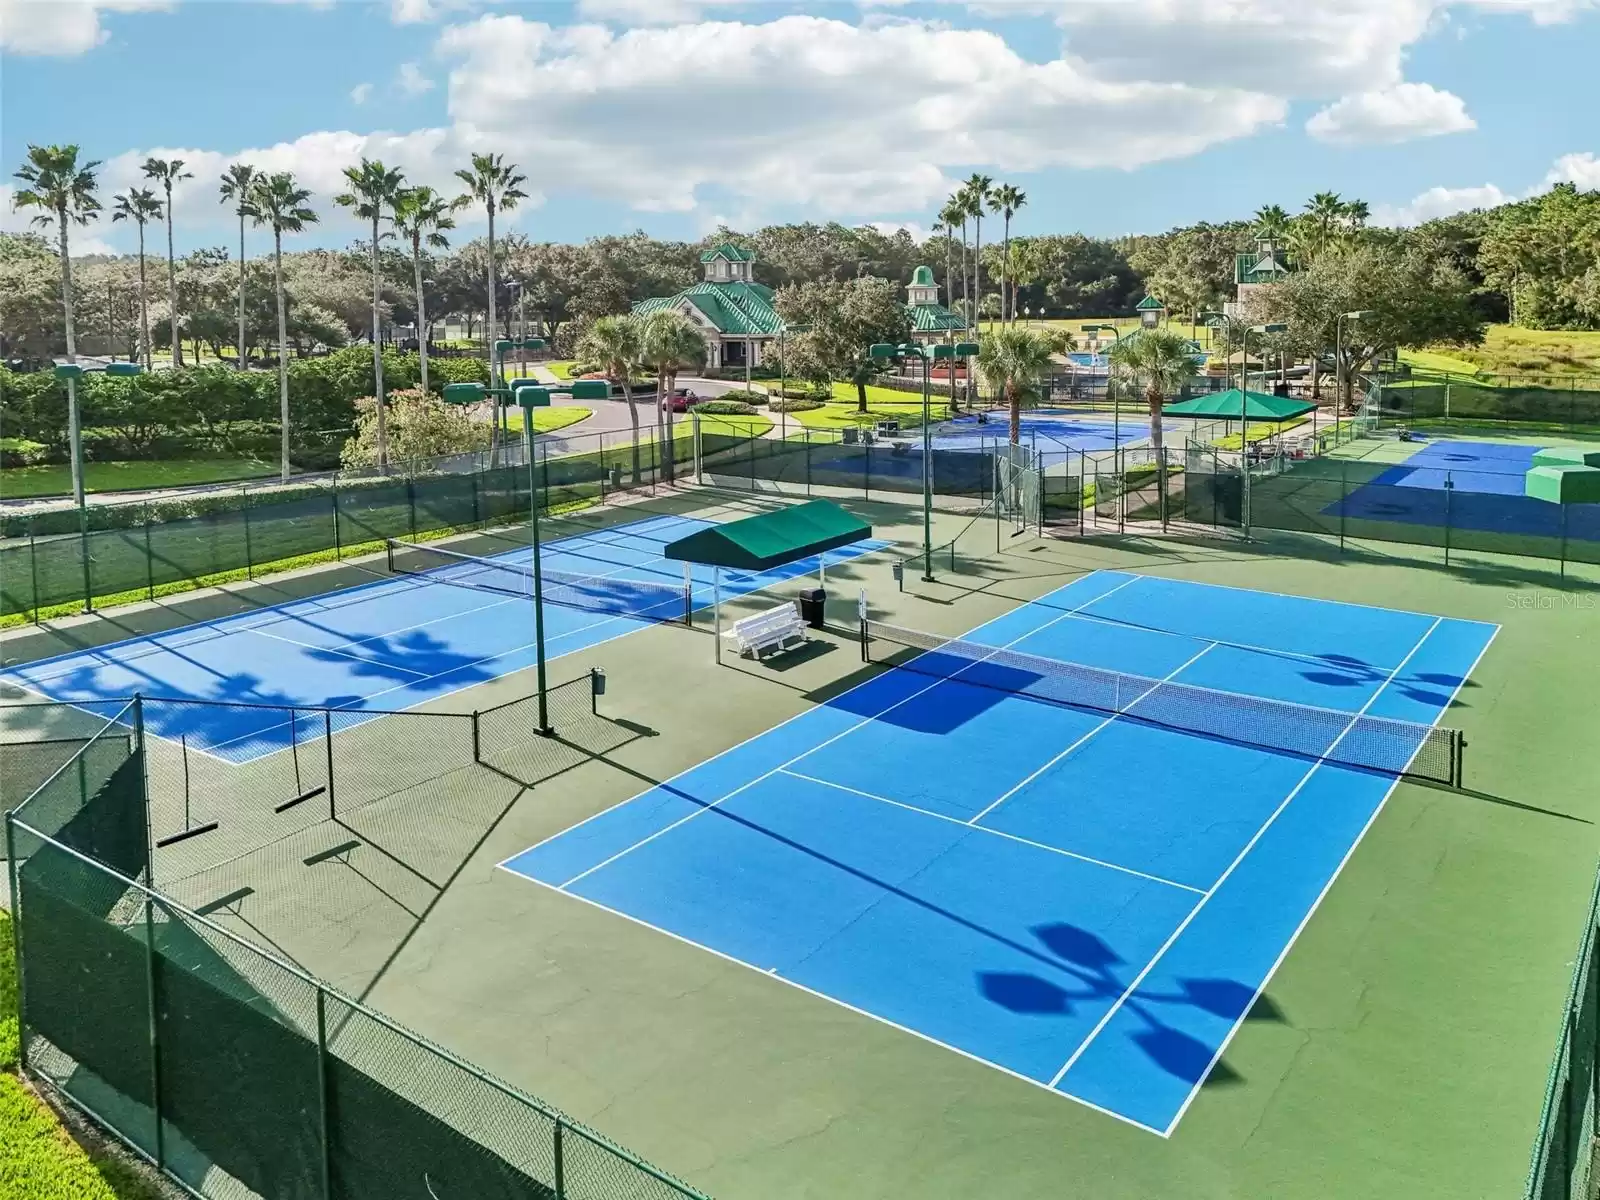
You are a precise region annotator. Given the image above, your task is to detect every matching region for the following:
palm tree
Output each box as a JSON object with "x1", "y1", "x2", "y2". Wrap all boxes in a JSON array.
[
  {"x1": 389, "y1": 185, "x2": 458, "y2": 396},
  {"x1": 1106, "y1": 328, "x2": 1200, "y2": 529},
  {"x1": 336, "y1": 159, "x2": 407, "y2": 471},
  {"x1": 937, "y1": 196, "x2": 963, "y2": 328},
  {"x1": 110, "y1": 187, "x2": 161, "y2": 371},
  {"x1": 962, "y1": 175, "x2": 992, "y2": 406},
  {"x1": 13, "y1": 144, "x2": 101, "y2": 506},
  {"x1": 141, "y1": 157, "x2": 192, "y2": 365},
  {"x1": 1303, "y1": 191, "x2": 1345, "y2": 261},
  {"x1": 638, "y1": 309, "x2": 706, "y2": 484},
  {"x1": 990, "y1": 183, "x2": 1026, "y2": 323},
  {"x1": 454, "y1": 152, "x2": 528, "y2": 468},
  {"x1": 218, "y1": 163, "x2": 260, "y2": 371},
  {"x1": 243, "y1": 172, "x2": 318, "y2": 482},
  {"x1": 976, "y1": 325, "x2": 1054, "y2": 447},
  {"x1": 579, "y1": 314, "x2": 645, "y2": 484},
  {"x1": 944, "y1": 190, "x2": 971, "y2": 327},
  {"x1": 1342, "y1": 198, "x2": 1371, "y2": 232}
]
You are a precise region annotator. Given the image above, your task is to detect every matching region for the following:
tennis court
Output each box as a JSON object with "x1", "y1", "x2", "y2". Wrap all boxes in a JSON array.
[
  {"x1": 501, "y1": 569, "x2": 1498, "y2": 1135},
  {"x1": 1, "y1": 512, "x2": 885, "y2": 763},
  {"x1": 1331, "y1": 439, "x2": 1600, "y2": 540}
]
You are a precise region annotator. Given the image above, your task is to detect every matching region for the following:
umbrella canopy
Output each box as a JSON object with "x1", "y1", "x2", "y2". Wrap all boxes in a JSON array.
[
  {"x1": 663, "y1": 500, "x2": 872, "y2": 572},
  {"x1": 1163, "y1": 389, "x2": 1316, "y2": 421}
]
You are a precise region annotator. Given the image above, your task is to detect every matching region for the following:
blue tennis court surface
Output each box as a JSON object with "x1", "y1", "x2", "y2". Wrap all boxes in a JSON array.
[
  {"x1": 933, "y1": 410, "x2": 1182, "y2": 463},
  {"x1": 501, "y1": 571, "x2": 1497, "y2": 1134},
  {"x1": 2, "y1": 514, "x2": 886, "y2": 763},
  {"x1": 1331, "y1": 439, "x2": 1600, "y2": 540}
]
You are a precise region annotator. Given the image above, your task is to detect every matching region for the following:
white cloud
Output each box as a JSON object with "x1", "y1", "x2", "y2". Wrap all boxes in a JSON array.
[
  {"x1": 576, "y1": 0, "x2": 750, "y2": 22},
  {"x1": 1306, "y1": 82, "x2": 1475, "y2": 145},
  {"x1": 350, "y1": 82, "x2": 374, "y2": 105},
  {"x1": 1373, "y1": 183, "x2": 1514, "y2": 226},
  {"x1": 396, "y1": 62, "x2": 435, "y2": 96},
  {"x1": 437, "y1": 14, "x2": 1284, "y2": 216},
  {"x1": 1373, "y1": 148, "x2": 1600, "y2": 225},
  {"x1": 390, "y1": 0, "x2": 481, "y2": 24},
  {"x1": 866, "y1": 220, "x2": 931, "y2": 242},
  {"x1": 1546, "y1": 152, "x2": 1600, "y2": 189},
  {"x1": 0, "y1": 0, "x2": 169, "y2": 56}
]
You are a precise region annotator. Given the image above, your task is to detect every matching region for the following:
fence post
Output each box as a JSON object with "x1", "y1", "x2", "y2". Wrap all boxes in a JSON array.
[
  {"x1": 1443, "y1": 475, "x2": 1454, "y2": 567},
  {"x1": 332, "y1": 488, "x2": 343, "y2": 561},
  {"x1": 143, "y1": 893, "x2": 165, "y2": 1171},
  {"x1": 324, "y1": 709, "x2": 336, "y2": 820},
  {"x1": 80, "y1": 504, "x2": 94, "y2": 614},
  {"x1": 553, "y1": 1118, "x2": 566, "y2": 1200},
  {"x1": 1339, "y1": 459, "x2": 1347, "y2": 552},
  {"x1": 242, "y1": 486, "x2": 255, "y2": 581},
  {"x1": 471, "y1": 472, "x2": 481, "y2": 528},
  {"x1": 144, "y1": 502, "x2": 154, "y2": 600},
  {"x1": 29, "y1": 531, "x2": 40, "y2": 624},
  {"x1": 407, "y1": 478, "x2": 418, "y2": 539},
  {"x1": 6, "y1": 814, "x2": 25, "y2": 1072},
  {"x1": 315, "y1": 986, "x2": 334, "y2": 1200}
]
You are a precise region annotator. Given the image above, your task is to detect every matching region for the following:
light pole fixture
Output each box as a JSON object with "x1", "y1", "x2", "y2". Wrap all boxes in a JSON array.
[
  {"x1": 871, "y1": 340, "x2": 976, "y2": 582},
  {"x1": 1334, "y1": 310, "x2": 1374, "y2": 414},
  {"x1": 54, "y1": 360, "x2": 145, "y2": 510}
]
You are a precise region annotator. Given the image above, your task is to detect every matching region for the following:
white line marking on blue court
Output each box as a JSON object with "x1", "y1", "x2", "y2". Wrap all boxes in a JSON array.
[
  {"x1": 965, "y1": 642, "x2": 1218, "y2": 828},
  {"x1": 244, "y1": 627, "x2": 432, "y2": 675},
  {"x1": 1045, "y1": 615, "x2": 1444, "y2": 1091},
  {"x1": 496, "y1": 858, "x2": 1167, "y2": 1136},
  {"x1": 551, "y1": 575, "x2": 1144, "y2": 891},
  {"x1": 779, "y1": 769, "x2": 1203, "y2": 894},
  {"x1": 1156, "y1": 619, "x2": 1501, "y2": 1136}
]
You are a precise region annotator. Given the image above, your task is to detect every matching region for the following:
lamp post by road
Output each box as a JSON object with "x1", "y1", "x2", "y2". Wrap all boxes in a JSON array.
[
  {"x1": 870, "y1": 340, "x2": 979, "y2": 581},
  {"x1": 1334, "y1": 310, "x2": 1374, "y2": 416}
]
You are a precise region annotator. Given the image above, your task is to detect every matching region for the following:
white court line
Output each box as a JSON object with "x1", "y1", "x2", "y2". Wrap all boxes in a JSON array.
[
  {"x1": 260, "y1": 591, "x2": 521, "y2": 654},
  {"x1": 551, "y1": 575, "x2": 1145, "y2": 891},
  {"x1": 496, "y1": 571, "x2": 1132, "y2": 876},
  {"x1": 780, "y1": 769, "x2": 1201, "y2": 894},
  {"x1": 494, "y1": 859, "x2": 1166, "y2": 1136},
  {"x1": 1158, "y1": 621, "x2": 1501, "y2": 1136},
  {"x1": 243, "y1": 627, "x2": 430, "y2": 676},
  {"x1": 1044, "y1": 615, "x2": 1445, "y2": 1092},
  {"x1": 965, "y1": 642, "x2": 1218, "y2": 828}
]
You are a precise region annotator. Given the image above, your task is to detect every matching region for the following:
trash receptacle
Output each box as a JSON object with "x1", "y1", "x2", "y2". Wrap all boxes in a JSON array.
[{"x1": 796, "y1": 587, "x2": 826, "y2": 629}]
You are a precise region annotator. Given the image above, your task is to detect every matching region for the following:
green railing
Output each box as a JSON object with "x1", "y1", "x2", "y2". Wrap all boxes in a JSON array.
[
  {"x1": 4, "y1": 697, "x2": 710, "y2": 1200},
  {"x1": 1525, "y1": 867, "x2": 1600, "y2": 1200}
]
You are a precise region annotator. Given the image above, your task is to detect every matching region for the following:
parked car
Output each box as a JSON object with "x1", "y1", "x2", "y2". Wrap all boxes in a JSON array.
[{"x1": 660, "y1": 387, "x2": 702, "y2": 413}]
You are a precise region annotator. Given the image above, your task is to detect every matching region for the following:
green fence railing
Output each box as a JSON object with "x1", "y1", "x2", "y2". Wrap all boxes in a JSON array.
[{"x1": 4, "y1": 696, "x2": 710, "y2": 1200}]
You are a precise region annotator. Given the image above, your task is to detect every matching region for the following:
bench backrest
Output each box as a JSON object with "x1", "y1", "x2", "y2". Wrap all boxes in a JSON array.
[{"x1": 731, "y1": 604, "x2": 801, "y2": 638}]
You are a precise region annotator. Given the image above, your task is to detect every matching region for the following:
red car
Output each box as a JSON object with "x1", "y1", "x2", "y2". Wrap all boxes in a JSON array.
[{"x1": 660, "y1": 387, "x2": 701, "y2": 413}]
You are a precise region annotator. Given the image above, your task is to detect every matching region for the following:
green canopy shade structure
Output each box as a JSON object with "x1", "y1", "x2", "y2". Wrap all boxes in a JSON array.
[
  {"x1": 1164, "y1": 389, "x2": 1315, "y2": 422},
  {"x1": 1526, "y1": 465, "x2": 1600, "y2": 505},
  {"x1": 664, "y1": 501, "x2": 873, "y2": 663},
  {"x1": 664, "y1": 500, "x2": 871, "y2": 571},
  {"x1": 1532, "y1": 446, "x2": 1600, "y2": 470}
]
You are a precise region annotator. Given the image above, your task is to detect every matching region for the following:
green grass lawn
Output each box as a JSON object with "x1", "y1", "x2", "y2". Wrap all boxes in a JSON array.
[
  {"x1": 784, "y1": 384, "x2": 954, "y2": 430},
  {"x1": 502, "y1": 406, "x2": 593, "y2": 434},
  {"x1": 546, "y1": 360, "x2": 577, "y2": 380},
  {"x1": 0, "y1": 457, "x2": 281, "y2": 500},
  {"x1": 1412, "y1": 326, "x2": 1600, "y2": 380},
  {"x1": 0, "y1": 908, "x2": 162, "y2": 1199}
]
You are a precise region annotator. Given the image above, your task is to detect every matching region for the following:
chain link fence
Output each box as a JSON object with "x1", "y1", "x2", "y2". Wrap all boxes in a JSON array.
[{"x1": 5, "y1": 691, "x2": 709, "y2": 1200}]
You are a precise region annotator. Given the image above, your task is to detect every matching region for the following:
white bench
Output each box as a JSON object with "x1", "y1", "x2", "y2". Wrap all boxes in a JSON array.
[{"x1": 723, "y1": 602, "x2": 809, "y2": 659}]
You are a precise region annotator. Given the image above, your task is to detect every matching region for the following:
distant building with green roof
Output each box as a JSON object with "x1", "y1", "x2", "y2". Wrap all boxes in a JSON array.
[{"x1": 631, "y1": 249, "x2": 967, "y2": 373}]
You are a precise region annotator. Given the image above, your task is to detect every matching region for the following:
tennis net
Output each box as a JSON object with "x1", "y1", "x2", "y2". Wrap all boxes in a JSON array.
[
  {"x1": 386, "y1": 538, "x2": 691, "y2": 623},
  {"x1": 861, "y1": 619, "x2": 1464, "y2": 786}
]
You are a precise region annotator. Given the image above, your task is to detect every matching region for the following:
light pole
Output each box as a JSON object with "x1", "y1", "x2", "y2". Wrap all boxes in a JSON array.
[
  {"x1": 1334, "y1": 310, "x2": 1373, "y2": 417},
  {"x1": 871, "y1": 340, "x2": 979, "y2": 581}
]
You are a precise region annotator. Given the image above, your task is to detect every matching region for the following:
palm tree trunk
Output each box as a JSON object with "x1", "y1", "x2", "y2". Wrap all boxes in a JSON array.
[
  {"x1": 236, "y1": 211, "x2": 247, "y2": 370},
  {"x1": 654, "y1": 365, "x2": 666, "y2": 482},
  {"x1": 663, "y1": 366, "x2": 677, "y2": 483},
  {"x1": 137, "y1": 225, "x2": 151, "y2": 371},
  {"x1": 369, "y1": 213, "x2": 388, "y2": 470},
  {"x1": 1007, "y1": 380, "x2": 1021, "y2": 446},
  {"x1": 486, "y1": 202, "x2": 499, "y2": 469},
  {"x1": 623, "y1": 378, "x2": 640, "y2": 483},
  {"x1": 412, "y1": 234, "x2": 430, "y2": 395},
  {"x1": 165, "y1": 189, "x2": 182, "y2": 367},
  {"x1": 274, "y1": 229, "x2": 290, "y2": 482},
  {"x1": 1000, "y1": 216, "x2": 1010, "y2": 324},
  {"x1": 1148, "y1": 384, "x2": 1168, "y2": 530},
  {"x1": 57, "y1": 210, "x2": 84, "y2": 506},
  {"x1": 970, "y1": 216, "x2": 982, "y2": 409}
]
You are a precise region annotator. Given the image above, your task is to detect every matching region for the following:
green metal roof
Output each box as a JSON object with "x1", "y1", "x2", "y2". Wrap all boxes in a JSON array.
[
  {"x1": 1164, "y1": 388, "x2": 1315, "y2": 421},
  {"x1": 662, "y1": 500, "x2": 872, "y2": 571},
  {"x1": 910, "y1": 265, "x2": 936, "y2": 287},
  {"x1": 909, "y1": 303, "x2": 967, "y2": 333},
  {"x1": 633, "y1": 281, "x2": 781, "y2": 336},
  {"x1": 1135, "y1": 294, "x2": 1165, "y2": 311},
  {"x1": 699, "y1": 242, "x2": 755, "y2": 263}
]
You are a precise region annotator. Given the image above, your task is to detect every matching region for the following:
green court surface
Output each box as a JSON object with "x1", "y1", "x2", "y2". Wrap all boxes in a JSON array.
[{"x1": 3, "y1": 487, "x2": 1597, "y2": 1200}]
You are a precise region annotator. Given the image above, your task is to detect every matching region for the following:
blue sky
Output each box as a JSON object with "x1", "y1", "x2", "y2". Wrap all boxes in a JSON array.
[{"x1": 2, "y1": 0, "x2": 1597, "y2": 255}]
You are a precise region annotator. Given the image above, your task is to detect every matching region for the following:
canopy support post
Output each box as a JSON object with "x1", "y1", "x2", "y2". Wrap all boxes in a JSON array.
[{"x1": 713, "y1": 567, "x2": 722, "y2": 665}]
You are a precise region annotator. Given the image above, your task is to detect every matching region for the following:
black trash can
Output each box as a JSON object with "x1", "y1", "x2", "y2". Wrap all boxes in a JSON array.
[{"x1": 796, "y1": 587, "x2": 827, "y2": 629}]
